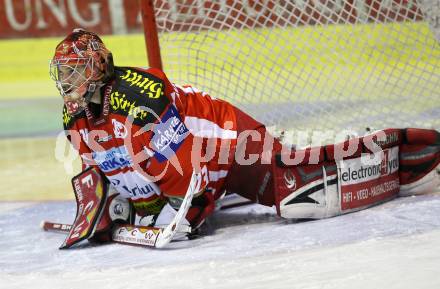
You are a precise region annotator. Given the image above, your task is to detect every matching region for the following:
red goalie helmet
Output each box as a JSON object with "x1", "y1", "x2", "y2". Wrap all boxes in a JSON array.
[{"x1": 50, "y1": 28, "x2": 114, "y2": 115}]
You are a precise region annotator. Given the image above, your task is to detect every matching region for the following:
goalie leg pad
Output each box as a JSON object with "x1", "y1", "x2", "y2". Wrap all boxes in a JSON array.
[
  {"x1": 399, "y1": 128, "x2": 440, "y2": 196},
  {"x1": 274, "y1": 129, "x2": 403, "y2": 219},
  {"x1": 274, "y1": 163, "x2": 340, "y2": 219}
]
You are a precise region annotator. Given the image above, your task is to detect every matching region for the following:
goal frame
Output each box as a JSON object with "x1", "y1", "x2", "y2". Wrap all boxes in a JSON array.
[
  {"x1": 137, "y1": 0, "x2": 440, "y2": 137},
  {"x1": 140, "y1": 0, "x2": 163, "y2": 70}
]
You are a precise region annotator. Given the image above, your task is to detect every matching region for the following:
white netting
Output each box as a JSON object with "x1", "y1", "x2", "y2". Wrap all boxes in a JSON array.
[{"x1": 150, "y1": 0, "x2": 440, "y2": 137}]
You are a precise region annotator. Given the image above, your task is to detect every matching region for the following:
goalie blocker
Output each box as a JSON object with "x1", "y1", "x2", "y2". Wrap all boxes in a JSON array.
[
  {"x1": 58, "y1": 167, "x2": 200, "y2": 249},
  {"x1": 273, "y1": 128, "x2": 440, "y2": 219},
  {"x1": 60, "y1": 167, "x2": 135, "y2": 249}
]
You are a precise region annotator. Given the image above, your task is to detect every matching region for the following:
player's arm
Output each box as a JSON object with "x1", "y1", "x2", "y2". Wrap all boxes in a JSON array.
[
  {"x1": 147, "y1": 190, "x2": 214, "y2": 231},
  {"x1": 61, "y1": 110, "x2": 134, "y2": 247},
  {"x1": 132, "y1": 68, "x2": 214, "y2": 231},
  {"x1": 132, "y1": 173, "x2": 213, "y2": 232}
]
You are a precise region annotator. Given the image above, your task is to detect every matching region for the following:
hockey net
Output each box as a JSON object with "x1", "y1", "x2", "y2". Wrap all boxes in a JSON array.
[{"x1": 142, "y1": 0, "x2": 440, "y2": 143}]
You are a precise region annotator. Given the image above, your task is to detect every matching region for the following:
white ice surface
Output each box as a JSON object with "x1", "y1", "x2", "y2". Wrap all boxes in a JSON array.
[{"x1": 1, "y1": 194, "x2": 440, "y2": 289}]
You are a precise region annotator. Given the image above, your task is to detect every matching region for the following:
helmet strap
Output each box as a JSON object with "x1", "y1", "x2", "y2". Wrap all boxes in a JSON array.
[
  {"x1": 103, "y1": 53, "x2": 115, "y2": 82},
  {"x1": 88, "y1": 82, "x2": 96, "y2": 93},
  {"x1": 83, "y1": 82, "x2": 102, "y2": 107},
  {"x1": 84, "y1": 81, "x2": 112, "y2": 126}
]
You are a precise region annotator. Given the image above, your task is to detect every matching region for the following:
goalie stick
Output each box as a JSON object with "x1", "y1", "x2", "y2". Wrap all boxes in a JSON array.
[
  {"x1": 41, "y1": 220, "x2": 192, "y2": 247},
  {"x1": 154, "y1": 170, "x2": 200, "y2": 248},
  {"x1": 42, "y1": 171, "x2": 200, "y2": 248},
  {"x1": 40, "y1": 221, "x2": 72, "y2": 233}
]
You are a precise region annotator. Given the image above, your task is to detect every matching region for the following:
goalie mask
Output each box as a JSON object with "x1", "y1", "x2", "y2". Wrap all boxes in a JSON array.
[{"x1": 49, "y1": 28, "x2": 114, "y2": 116}]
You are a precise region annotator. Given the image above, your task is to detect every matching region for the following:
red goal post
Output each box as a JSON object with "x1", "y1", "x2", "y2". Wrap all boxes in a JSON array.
[
  {"x1": 139, "y1": 0, "x2": 440, "y2": 144},
  {"x1": 140, "y1": 0, "x2": 163, "y2": 70}
]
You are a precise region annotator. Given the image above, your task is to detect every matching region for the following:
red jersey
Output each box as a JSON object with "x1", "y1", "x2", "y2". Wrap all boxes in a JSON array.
[{"x1": 63, "y1": 67, "x2": 238, "y2": 215}]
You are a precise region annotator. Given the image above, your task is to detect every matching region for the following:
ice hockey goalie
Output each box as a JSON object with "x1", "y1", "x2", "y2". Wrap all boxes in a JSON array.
[{"x1": 50, "y1": 29, "x2": 440, "y2": 247}]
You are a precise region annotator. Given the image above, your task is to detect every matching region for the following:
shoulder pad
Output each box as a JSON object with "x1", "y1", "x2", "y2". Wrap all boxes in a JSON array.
[
  {"x1": 115, "y1": 67, "x2": 165, "y2": 99},
  {"x1": 110, "y1": 67, "x2": 170, "y2": 126}
]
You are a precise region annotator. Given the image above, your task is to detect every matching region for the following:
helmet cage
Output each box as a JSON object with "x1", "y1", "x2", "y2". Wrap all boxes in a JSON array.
[
  {"x1": 50, "y1": 29, "x2": 114, "y2": 116},
  {"x1": 49, "y1": 56, "x2": 97, "y2": 98}
]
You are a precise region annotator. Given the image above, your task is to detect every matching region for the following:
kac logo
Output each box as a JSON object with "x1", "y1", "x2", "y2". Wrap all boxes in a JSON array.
[{"x1": 112, "y1": 119, "x2": 127, "y2": 139}]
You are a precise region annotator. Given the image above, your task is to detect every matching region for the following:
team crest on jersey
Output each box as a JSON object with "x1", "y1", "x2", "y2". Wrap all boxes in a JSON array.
[
  {"x1": 151, "y1": 106, "x2": 189, "y2": 162},
  {"x1": 112, "y1": 119, "x2": 128, "y2": 139}
]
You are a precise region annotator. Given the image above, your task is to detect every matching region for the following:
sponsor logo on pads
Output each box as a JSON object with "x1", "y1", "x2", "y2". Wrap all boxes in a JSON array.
[
  {"x1": 284, "y1": 169, "x2": 297, "y2": 191},
  {"x1": 338, "y1": 146, "x2": 400, "y2": 211},
  {"x1": 340, "y1": 148, "x2": 398, "y2": 184}
]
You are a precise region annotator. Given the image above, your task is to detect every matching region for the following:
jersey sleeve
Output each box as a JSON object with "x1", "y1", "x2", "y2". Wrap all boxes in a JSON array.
[
  {"x1": 130, "y1": 68, "x2": 208, "y2": 198},
  {"x1": 136, "y1": 68, "x2": 238, "y2": 200}
]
